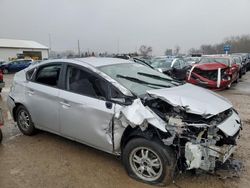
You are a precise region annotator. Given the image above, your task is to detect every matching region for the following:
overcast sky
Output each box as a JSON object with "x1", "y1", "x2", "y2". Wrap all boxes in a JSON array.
[{"x1": 0, "y1": 0, "x2": 250, "y2": 55}]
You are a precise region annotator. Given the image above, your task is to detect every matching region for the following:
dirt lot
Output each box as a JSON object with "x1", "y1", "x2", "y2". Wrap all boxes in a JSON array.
[{"x1": 0, "y1": 73, "x2": 250, "y2": 188}]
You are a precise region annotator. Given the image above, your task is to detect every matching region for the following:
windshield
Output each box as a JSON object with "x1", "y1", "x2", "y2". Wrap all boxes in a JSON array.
[
  {"x1": 99, "y1": 63, "x2": 177, "y2": 96},
  {"x1": 151, "y1": 58, "x2": 173, "y2": 69},
  {"x1": 200, "y1": 57, "x2": 230, "y2": 66}
]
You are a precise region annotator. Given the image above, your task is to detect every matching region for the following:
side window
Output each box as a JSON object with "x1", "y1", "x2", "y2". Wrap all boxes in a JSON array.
[
  {"x1": 22, "y1": 60, "x2": 27, "y2": 64},
  {"x1": 110, "y1": 86, "x2": 123, "y2": 99},
  {"x1": 179, "y1": 60, "x2": 184, "y2": 68},
  {"x1": 35, "y1": 64, "x2": 62, "y2": 87},
  {"x1": 173, "y1": 60, "x2": 180, "y2": 68},
  {"x1": 26, "y1": 68, "x2": 36, "y2": 81},
  {"x1": 66, "y1": 66, "x2": 109, "y2": 100}
]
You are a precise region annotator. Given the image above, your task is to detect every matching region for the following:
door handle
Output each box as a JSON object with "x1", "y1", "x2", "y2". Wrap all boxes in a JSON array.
[
  {"x1": 27, "y1": 89, "x2": 34, "y2": 95},
  {"x1": 60, "y1": 101, "x2": 71, "y2": 108}
]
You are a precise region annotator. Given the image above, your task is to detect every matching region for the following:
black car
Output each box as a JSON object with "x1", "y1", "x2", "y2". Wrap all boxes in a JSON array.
[{"x1": 150, "y1": 57, "x2": 191, "y2": 81}]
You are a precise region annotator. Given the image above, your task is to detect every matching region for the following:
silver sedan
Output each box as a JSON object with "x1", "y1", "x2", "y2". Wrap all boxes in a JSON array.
[{"x1": 7, "y1": 57, "x2": 242, "y2": 185}]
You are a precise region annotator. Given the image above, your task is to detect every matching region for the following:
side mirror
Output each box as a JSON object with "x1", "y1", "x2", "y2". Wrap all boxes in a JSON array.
[
  {"x1": 110, "y1": 97, "x2": 133, "y2": 105},
  {"x1": 111, "y1": 98, "x2": 125, "y2": 104}
]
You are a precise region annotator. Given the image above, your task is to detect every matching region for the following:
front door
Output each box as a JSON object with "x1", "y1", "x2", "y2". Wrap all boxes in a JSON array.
[{"x1": 59, "y1": 64, "x2": 115, "y2": 153}]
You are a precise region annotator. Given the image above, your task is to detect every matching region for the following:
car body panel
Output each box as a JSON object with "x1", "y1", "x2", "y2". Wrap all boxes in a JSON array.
[
  {"x1": 59, "y1": 90, "x2": 115, "y2": 152},
  {"x1": 147, "y1": 83, "x2": 232, "y2": 116},
  {"x1": 7, "y1": 57, "x2": 242, "y2": 173},
  {"x1": 25, "y1": 81, "x2": 60, "y2": 133}
]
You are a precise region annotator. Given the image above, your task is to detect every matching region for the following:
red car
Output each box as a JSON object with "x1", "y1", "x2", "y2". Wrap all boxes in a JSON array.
[{"x1": 186, "y1": 56, "x2": 240, "y2": 90}]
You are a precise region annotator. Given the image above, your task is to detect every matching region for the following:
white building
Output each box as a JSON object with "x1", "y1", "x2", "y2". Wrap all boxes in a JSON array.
[{"x1": 0, "y1": 38, "x2": 49, "y2": 61}]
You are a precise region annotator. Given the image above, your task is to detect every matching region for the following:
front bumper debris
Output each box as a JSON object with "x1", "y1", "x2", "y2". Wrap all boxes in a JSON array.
[
  {"x1": 185, "y1": 142, "x2": 237, "y2": 171},
  {"x1": 184, "y1": 110, "x2": 241, "y2": 171}
]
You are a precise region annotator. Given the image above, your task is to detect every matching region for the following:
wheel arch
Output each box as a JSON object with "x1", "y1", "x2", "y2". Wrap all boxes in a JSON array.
[
  {"x1": 12, "y1": 103, "x2": 26, "y2": 122},
  {"x1": 120, "y1": 124, "x2": 169, "y2": 154}
]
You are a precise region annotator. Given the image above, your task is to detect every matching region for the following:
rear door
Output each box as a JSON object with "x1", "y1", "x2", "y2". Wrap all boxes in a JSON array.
[
  {"x1": 58, "y1": 64, "x2": 116, "y2": 152},
  {"x1": 25, "y1": 63, "x2": 63, "y2": 133}
]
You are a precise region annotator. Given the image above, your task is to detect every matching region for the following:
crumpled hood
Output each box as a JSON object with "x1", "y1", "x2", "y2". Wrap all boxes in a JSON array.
[
  {"x1": 147, "y1": 83, "x2": 232, "y2": 117},
  {"x1": 196, "y1": 63, "x2": 228, "y2": 71}
]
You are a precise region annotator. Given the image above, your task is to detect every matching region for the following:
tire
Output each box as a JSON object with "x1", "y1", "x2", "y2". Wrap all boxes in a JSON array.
[
  {"x1": 0, "y1": 129, "x2": 2, "y2": 143},
  {"x1": 16, "y1": 105, "x2": 36, "y2": 135},
  {"x1": 122, "y1": 138, "x2": 176, "y2": 186},
  {"x1": 3, "y1": 69, "x2": 8, "y2": 74},
  {"x1": 0, "y1": 88, "x2": 2, "y2": 93}
]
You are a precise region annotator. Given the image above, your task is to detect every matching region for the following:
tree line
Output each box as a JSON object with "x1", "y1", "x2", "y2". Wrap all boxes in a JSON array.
[{"x1": 189, "y1": 34, "x2": 250, "y2": 54}]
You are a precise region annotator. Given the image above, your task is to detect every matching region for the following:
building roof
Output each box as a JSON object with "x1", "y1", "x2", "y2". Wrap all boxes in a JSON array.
[{"x1": 0, "y1": 38, "x2": 49, "y2": 50}]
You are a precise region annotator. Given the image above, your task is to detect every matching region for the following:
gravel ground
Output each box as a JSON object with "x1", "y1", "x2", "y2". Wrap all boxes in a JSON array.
[{"x1": 0, "y1": 73, "x2": 250, "y2": 188}]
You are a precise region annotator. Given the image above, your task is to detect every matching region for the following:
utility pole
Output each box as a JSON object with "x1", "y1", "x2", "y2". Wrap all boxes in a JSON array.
[
  {"x1": 48, "y1": 33, "x2": 52, "y2": 58},
  {"x1": 117, "y1": 39, "x2": 120, "y2": 54},
  {"x1": 78, "y1": 40, "x2": 81, "y2": 57}
]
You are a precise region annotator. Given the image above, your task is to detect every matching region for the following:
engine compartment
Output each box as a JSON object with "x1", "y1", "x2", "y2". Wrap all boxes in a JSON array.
[{"x1": 144, "y1": 98, "x2": 241, "y2": 172}]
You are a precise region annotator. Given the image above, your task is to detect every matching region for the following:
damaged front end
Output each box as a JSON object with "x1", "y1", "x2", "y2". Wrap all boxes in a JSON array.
[
  {"x1": 143, "y1": 95, "x2": 242, "y2": 172},
  {"x1": 186, "y1": 65, "x2": 232, "y2": 90},
  {"x1": 113, "y1": 83, "x2": 242, "y2": 174}
]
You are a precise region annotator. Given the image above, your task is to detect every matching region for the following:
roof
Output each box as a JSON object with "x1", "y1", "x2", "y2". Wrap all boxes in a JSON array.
[
  {"x1": 0, "y1": 38, "x2": 49, "y2": 49},
  {"x1": 76, "y1": 57, "x2": 131, "y2": 67}
]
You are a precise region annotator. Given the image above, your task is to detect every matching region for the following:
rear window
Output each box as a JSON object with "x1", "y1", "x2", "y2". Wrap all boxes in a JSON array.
[{"x1": 200, "y1": 57, "x2": 230, "y2": 66}]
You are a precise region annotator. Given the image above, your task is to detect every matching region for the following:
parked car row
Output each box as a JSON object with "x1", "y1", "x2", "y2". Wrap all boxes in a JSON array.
[
  {"x1": 8, "y1": 57, "x2": 242, "y2": 185},
  {"x1": 133, "y1": 53, "x2": 250, "y2": 91}
]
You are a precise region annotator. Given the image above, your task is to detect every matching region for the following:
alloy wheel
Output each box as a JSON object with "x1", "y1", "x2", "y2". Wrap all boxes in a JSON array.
[
  {"x1": 129, "y1": 147, "x2": 163, "y2": 182},
  {"x1": 18, "y1": 110, "x2": 31, "y2": 131}
]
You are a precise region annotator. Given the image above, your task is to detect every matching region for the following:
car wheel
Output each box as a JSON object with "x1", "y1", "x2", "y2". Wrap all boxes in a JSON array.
[
  {"x1": 3, "y1": 69, "x2": 8, "y2": 74},
  {"x1": 16, "y1": 105, "x2": 36, "y2": 135},
  {"x1": 122, "y1": 138, "x2": 175, "y2": 185}
]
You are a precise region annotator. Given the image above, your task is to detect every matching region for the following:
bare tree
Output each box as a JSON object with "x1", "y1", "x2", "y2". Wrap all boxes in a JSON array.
[
  {"x1": 165, "y1": 49, "x2": 173, "y2": 56},
  {"x1": 174, "y1": 45, "x2": 181, "y2": 55},
  {"x1": 189, "y1": 34, "x2": 250, "y2": 54},
  {"x1": 139, "y1": 45, "x2": 153, "y2": 57}
]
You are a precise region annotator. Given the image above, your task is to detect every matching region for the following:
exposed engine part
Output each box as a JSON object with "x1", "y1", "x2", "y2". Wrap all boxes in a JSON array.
[{"x1": 143, "y1": 97, "x2": 241, "y2": 173}]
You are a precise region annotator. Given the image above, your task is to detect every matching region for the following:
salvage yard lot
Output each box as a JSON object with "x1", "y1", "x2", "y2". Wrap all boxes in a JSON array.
[{"x1": 0, "y1": 73, "x2": 250, "y2": 188}]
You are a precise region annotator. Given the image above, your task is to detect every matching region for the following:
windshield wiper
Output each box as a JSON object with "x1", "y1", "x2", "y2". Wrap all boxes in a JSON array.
[
  {"x1": 137, "y1": 72, "x2": 182, "y2": 85},
  {"x1": 116, "y1": 74, "x2": 171, "y2": 88}
]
